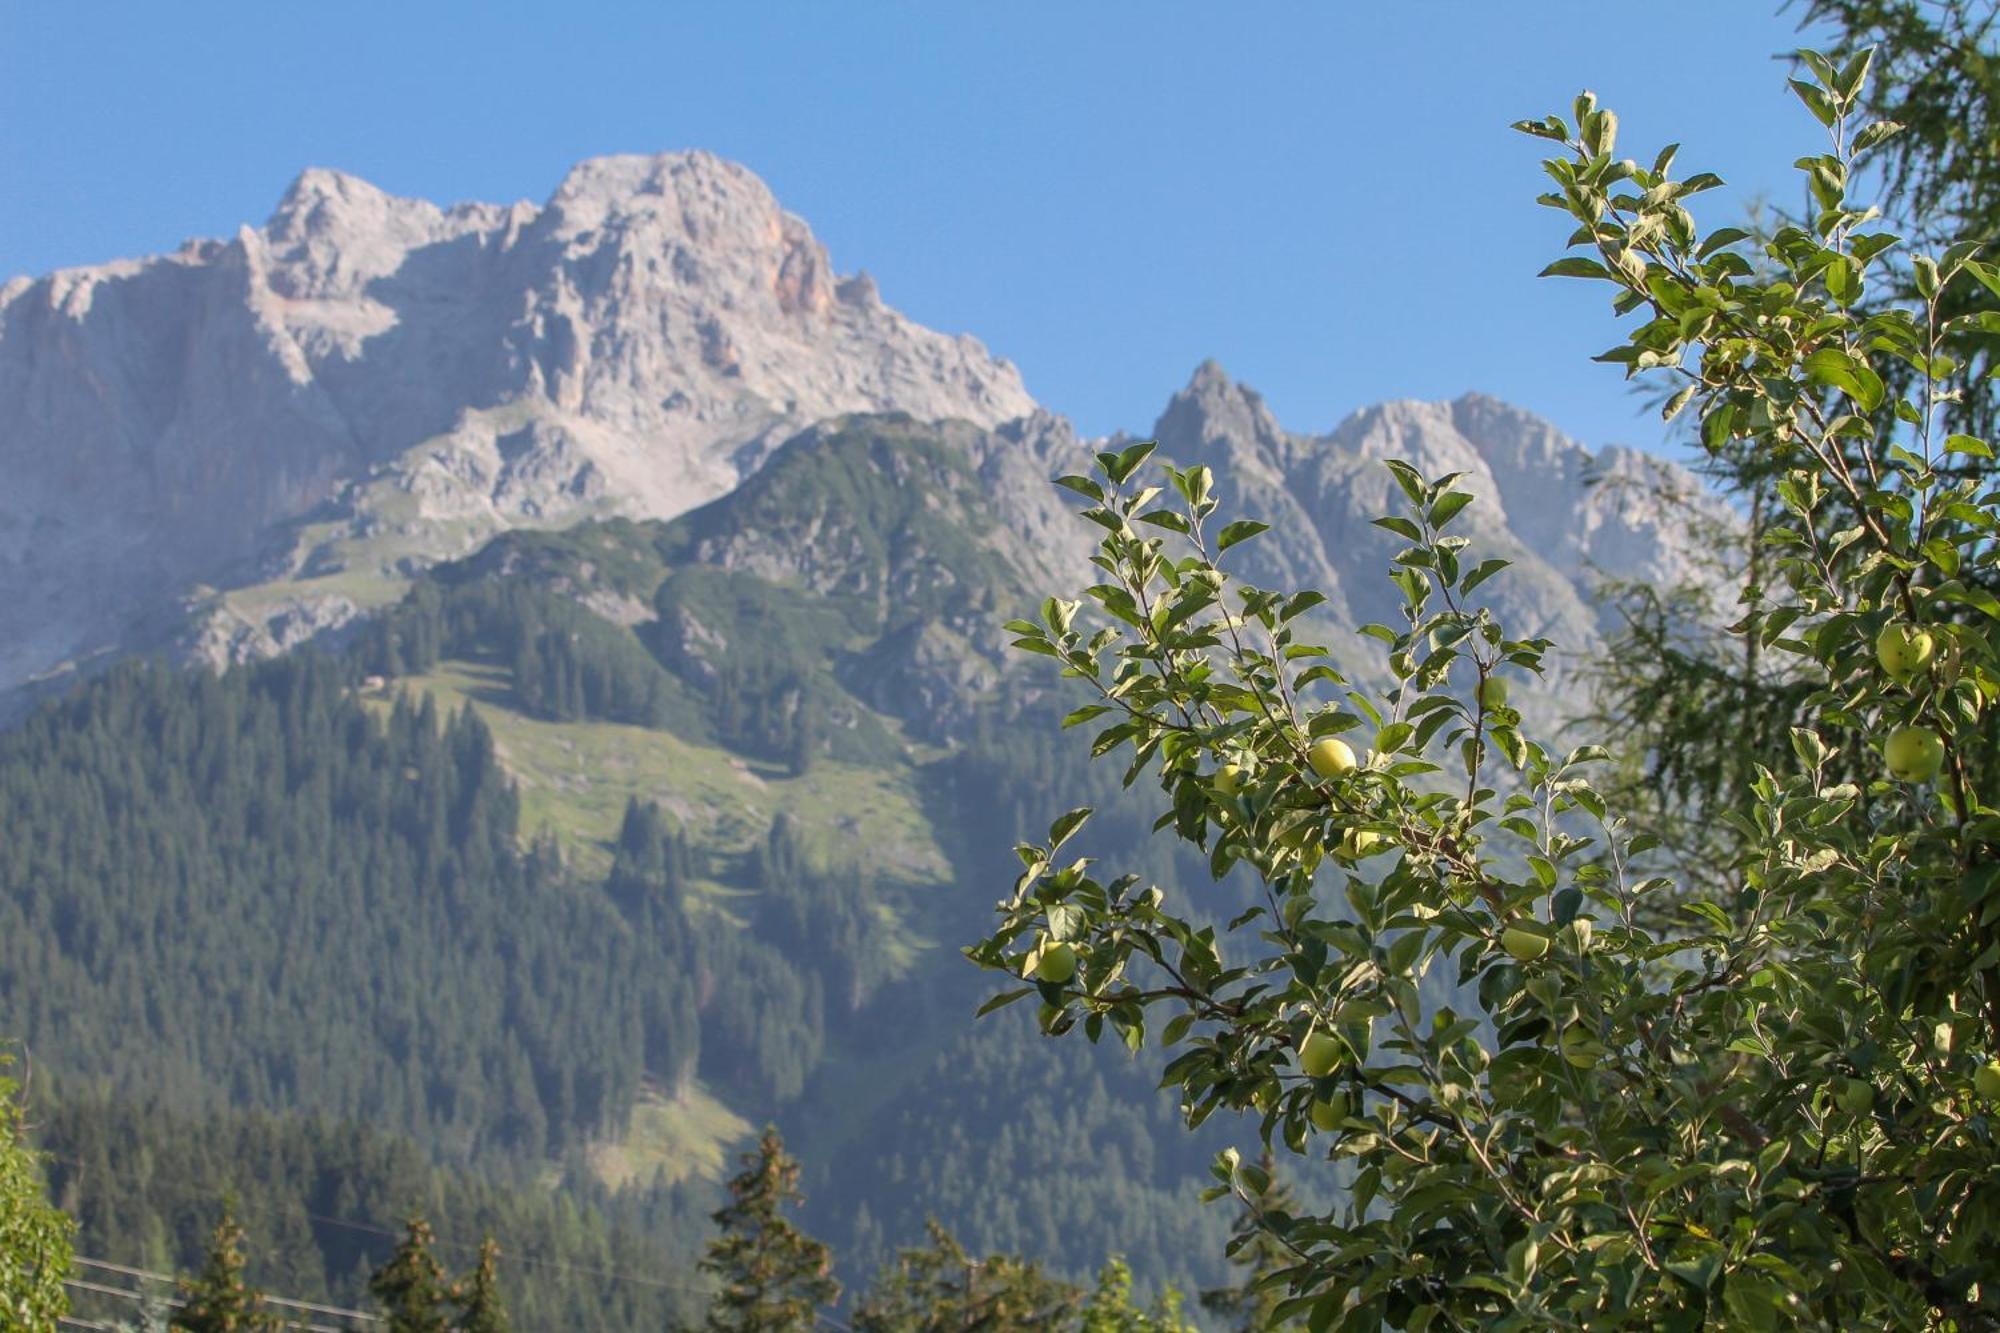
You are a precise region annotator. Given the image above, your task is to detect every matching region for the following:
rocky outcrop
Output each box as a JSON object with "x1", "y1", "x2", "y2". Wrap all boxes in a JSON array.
[
  {"x1": 0, "y1": 150, "x2": 1729, "y2": 722},
  {"x1": 0, "y1": 153, "x2": 1033, "y2": 698},
  {"x1": 1143, "y1": 362, "x2": 1732, "y2": 679}
]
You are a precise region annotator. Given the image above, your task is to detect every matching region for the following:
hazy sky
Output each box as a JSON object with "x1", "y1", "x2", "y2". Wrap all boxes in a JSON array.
[{"x1": 2, "y1": 2, "x2": 1828, "y2": 454}]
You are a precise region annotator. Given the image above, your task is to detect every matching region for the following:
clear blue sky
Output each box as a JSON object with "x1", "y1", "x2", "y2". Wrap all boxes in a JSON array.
[{"x1": 1, "y1": 2, "x2": 1827, "y2": 454}]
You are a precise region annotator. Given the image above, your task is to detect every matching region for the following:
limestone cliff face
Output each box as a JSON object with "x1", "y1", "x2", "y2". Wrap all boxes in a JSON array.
[
  {"x1": 0, "y1": 153, "x2": 1033, "y2": 695},
  {"x1": 1144, "y1": 362, "x2": 1731, "y2": 680},
  {"x1": 1, "y1": 153, "x2": 1729, "y2": 716}
]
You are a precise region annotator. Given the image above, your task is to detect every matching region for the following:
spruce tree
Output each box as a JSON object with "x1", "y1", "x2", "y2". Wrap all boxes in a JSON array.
[
  {"x1": 697, "y1": 1126, "x2": 838, "y2": 1333},
  {"x1": 170, "y1": 1208, "x2": 276, "y2": 1332},
  {"x1": 453, "y1": 1235, "x2": 509, "y2": 1333},
  {"x1": 369, "y1": 1213, "x2": 451, "y2": 1333}
]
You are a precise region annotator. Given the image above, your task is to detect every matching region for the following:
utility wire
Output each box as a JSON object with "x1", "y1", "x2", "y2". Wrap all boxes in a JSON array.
[
  {"x1": 63, "y1": 1273, "x2": 365, "y2": 1333},
  {"x1": 43, "y1": 1147, "x2": 711, "y2": 1298},
  {"x1": 47, "y1": 1150, "x2": 854, "y2": 1329},
  {"x1": 73, "y1": 1256, "x2": 382, "y2": 1321}
]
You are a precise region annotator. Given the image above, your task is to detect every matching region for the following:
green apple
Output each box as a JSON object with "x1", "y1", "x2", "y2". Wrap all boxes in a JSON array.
[
  {"x1": 1299, "y1": 1032, "x2": 1343, "y2": 1078},
  {"x1": 1884, "y1": 726, "x2": 1945, "y2": 783},
  {"x1": 1976, "y1": 1060, "x2": 2000, "y2": 1101},
  {"x1": 1309, "y1": 1093, "x2": 1349, "y2": 1132},
  {"x1": 1559, "y1": 1023, "x2": 1605, "y2": 1070},
  {"x1": 1502, "y1": 923, "x2": 1552, "y2": 963},
  {"x1": 1307, "y1": 736, "x2": 1358, "y2": 780},
  {"x1": 1477, "y1": 676, "x2": 1511, "y2": 711},
  {"x1": 1876, "y1": 623, "x2": 1935, "y2": 682},
  {"x1": 1215, "y1": 763, "x2": 1247, "y2": 795},
  {"x1": 1034, "y1": 943, "x2": 1078, "y2": 985},
  {"x1": 1340, "y1": 827, "x2": 1386, "y2": 860},
  {"x1": 1563, "y1": 917, "x2": 1594, "y2": 955},
  {"x1": 1835, "y1": 1078, "x2": 1873, "y2": 1114}
]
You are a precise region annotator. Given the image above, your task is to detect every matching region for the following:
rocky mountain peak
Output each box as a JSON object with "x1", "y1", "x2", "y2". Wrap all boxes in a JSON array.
[
  {"x1": 0, "y1": 152, "x2": 1037, "y2": 701},
  {"x1": 1152, "y1": 360, "x2": 1295, "y2": 479}
]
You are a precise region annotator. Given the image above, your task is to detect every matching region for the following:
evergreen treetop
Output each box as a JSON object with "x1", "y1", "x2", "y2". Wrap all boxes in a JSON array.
[
  {"x1": 369, "y1": 1213, "x2": 451, "y2": 1333},
  {"x1": 453, "y1": 1235, "x2": 510, "y2": 1333},
  {"x1": 170, "y1": 1207, "x2": 276, "y2": 1333},
  {"x1": 697, "y1": 1126, "x2": 839, "y2": 1333}
]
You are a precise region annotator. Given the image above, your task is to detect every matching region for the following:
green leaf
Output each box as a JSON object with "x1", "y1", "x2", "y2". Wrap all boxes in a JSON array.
[
  {"x1": 1216, "y1": 519, "x2": 1271, "y2": 552},
  {"x1": 1429, "y1": 491, "x2": 1476, "y2": 530},
  {"x1": 1966, "y1": 259, "x2": 2000, "y2": 301},
  {"x1": 1102, "y1": 439, "x2": 1157, "y2": 485},
  {"x1": 1048, "y1": 807, "x2": 1093, "y2": 850},
  {"x1": 1790, "y1": 77, "x2": 1836, "y2": 127},
  {"x1": 1823, "y1": 254, "x2": 1862, "y2": 305},
  {"x1": 1046, "y1": 903, "x2": 1086, "y2": 941},
  {"x1": 1803, "y1": 346, "x2": 1883, "y2": 411},
  {"x1": 1460, "y1": 558, "x2": 1510, "y2": 594},
  {"x1": 1539, "y1": 256, "x2": 1613, "y2": 280},
  {"x1": 1854, "y1": 119, "x2": 1904, "y2": 152},
  {"x1": 975, "y1": 988, "x2": 1034, "y2": 1017},
  {"x1": 1384, "y1": 459, "x2": 1427, "y2": 507}
]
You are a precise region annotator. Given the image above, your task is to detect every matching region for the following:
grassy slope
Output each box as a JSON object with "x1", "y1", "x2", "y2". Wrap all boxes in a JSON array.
[
  {"x1": 363, "y1": 656, "x2": 955, "y2": 1186},
  {"x1": 587, "y1": 1080, "x2": 754, "y2": 1190},
  {"x1": 364, "y1": 661, "x2": 947, "y2": 889}
]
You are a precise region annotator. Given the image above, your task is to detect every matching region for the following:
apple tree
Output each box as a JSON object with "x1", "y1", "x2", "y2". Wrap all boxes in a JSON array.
[
  {"x1": 0, "y1": 1061, "x2": 72, "y2": 1333},
  {"x1": 969, "y1": 49, "x2": 2000, "y2": 1329}
]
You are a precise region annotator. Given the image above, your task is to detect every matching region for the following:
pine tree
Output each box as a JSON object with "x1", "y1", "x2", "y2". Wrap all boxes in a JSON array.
[
  {"x1": 368, "y1": 1213, "x2": 451, "y2": 1333},
  {"x1": 697, "y1": 1126, "x2": 838, "y2": 1333},
  {"x1": 452, "y1": 1235, "x2": 509, "y2": 1333},
  {"x1": 1198, "y1": 1151, "x2": 1299, "y2": 1331},
  {"x1": 170, "y1": 1208, "x2": 277, "y2": 1332}
]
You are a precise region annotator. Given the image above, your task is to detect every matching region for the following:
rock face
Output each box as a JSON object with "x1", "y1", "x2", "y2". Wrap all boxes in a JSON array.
[
  {"x1": 0, "y1": 151, "x2": 1728, "y2": 714},
  {"x1": 0, "y1": 153, "x2": 1033, "y2": 697},
  {"x1": 1145, "y1": 361, "x2": 1731, "y2": 677}
]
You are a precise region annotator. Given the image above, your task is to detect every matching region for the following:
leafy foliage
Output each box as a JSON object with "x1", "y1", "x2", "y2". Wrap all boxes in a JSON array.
[
  {"x1": 0, "y1": 1063, "x2": 72, "y2": 1333},
  {"x1": 1078, "y1": 1257, "x2": 1195, "y2": 1333},
  {"x1": 971, "y1": 50, "x2": 2000, "y2": 1326},
  {"x1": 1198, "y1": 1151, "x2": 1300, "y2": 1332}
]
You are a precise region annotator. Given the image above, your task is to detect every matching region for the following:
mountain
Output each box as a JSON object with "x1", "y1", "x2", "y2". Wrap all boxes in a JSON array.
[
  {"x1": 0, "y1": 152, "x2": 1741, "y2": 1323},
  {"x1": 1146, "y1": 361, "x2": 1730, "y2": 673},
  {"x1": 0, "y1": 152, "x2": 1033, "y2": 704}
]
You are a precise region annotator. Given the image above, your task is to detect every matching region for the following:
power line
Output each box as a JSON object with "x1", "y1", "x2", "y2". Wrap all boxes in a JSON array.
[
  {"x1": 45, "y1": 1148, "x2": 852, "y2": 1328},
  {"x1": 63, "y1": 1272, "x2": 368, "y2": 1333},
  {"x1": 43, "y1": 1147, "x2": 712, "y2": 1298},
  {"x1": 73, "y1": 1256, "x2": 382, "y2": 1322}
]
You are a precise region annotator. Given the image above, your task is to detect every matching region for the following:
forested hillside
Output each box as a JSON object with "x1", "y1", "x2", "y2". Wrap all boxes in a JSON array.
[
  {"x1": 41, "y1": 1094, "x2": 712, "y2": 1328},
  {"x1": 4, "y1": 416, "x2": 1271, "y2": 1312}
]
